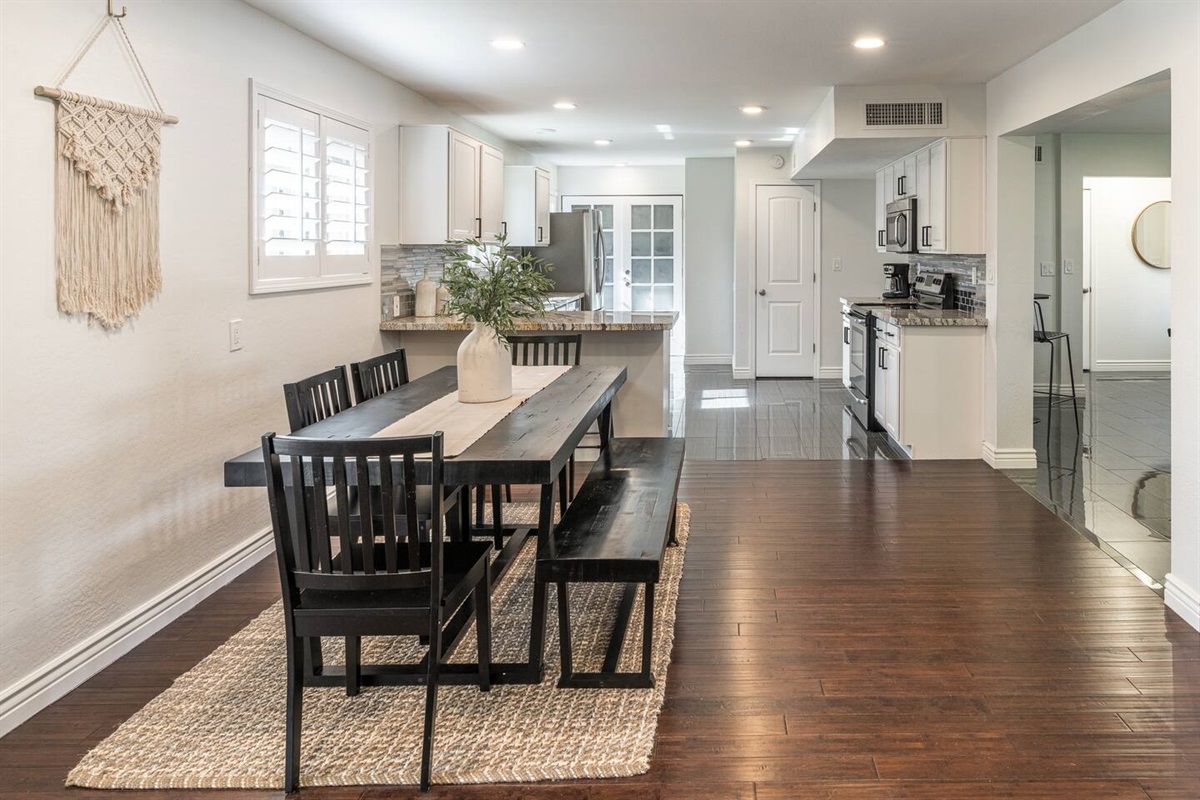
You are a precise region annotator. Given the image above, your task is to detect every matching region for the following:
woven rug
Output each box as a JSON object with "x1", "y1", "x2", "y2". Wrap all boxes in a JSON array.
[{"x1": 67, "y1": 504, "x2": 689, "y2": 789}]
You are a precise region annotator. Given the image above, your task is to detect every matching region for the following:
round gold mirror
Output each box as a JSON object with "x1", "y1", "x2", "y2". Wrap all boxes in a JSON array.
[{"x1": 1132, "y1": 200, "x2": 1171, "y2": 269}]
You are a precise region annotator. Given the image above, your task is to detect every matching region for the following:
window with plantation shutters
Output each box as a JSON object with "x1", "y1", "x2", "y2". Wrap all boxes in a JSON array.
[{"x1": 250, "y1": 82, "x2": 372, "y2": 294}]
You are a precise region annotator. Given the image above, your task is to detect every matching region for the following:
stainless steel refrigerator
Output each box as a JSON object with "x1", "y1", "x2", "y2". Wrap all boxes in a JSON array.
[{"x1": 526, "y1": 210, "x2": 605, "y2": 311}]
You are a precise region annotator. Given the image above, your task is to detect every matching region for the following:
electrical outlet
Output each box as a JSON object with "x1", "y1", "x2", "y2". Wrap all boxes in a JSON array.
[
  {"x1": 986, "y1": 266, "x2": 996, "y2": 285},
  {"x1": 1063, "y1": 259, "x2": 1075, "y2": 275},
  {"x1": 1040, "y1": 261, "x2": 1056, "y2": 277},
  {"x1": 832, "y1": 257, "x2": 842, "y2": 272},
  {"x1": 392, "y1": 295, "x2": 401, "y2": 316},
  {"x1": 229, "y1": 319, "x2": 243, "y2": 352}
]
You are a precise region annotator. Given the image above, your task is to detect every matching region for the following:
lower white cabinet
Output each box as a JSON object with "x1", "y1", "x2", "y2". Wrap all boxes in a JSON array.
[{"x1": 873, "y1": 320, "x2": 984, "y2": 459}]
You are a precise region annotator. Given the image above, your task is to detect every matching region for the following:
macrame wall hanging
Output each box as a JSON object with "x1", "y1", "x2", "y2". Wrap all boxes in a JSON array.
[{"x1": 35, "y1": 2, "x2": 178, "y2": 330}]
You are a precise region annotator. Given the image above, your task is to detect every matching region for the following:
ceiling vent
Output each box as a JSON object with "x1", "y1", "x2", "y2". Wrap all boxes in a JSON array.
[{"x1": 863, "y1": 101, "x2": 946, "y2": 129}]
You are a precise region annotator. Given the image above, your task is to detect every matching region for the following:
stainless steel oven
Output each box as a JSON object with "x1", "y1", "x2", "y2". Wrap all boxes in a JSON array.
[
  {"x1": 843, "y1": 308, "x2": 876, "y2": 430},
  {"x1": 886, "y1": 198, "x2": 918, "y2": 254}
]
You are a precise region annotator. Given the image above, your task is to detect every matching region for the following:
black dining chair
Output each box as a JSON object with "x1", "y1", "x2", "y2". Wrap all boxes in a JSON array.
[
  {"x1": 350, "y1": 348, "x2": 410, "y2": 404},
  {"x1": 262, "y1": 431, "x2": 491, "y2": 793},
  {"x1": 283, "y1": 365, "x2": 353, "y2": 432},
  {"x1": 476, "y1": 335, "x2": 584, "y2": 546}
]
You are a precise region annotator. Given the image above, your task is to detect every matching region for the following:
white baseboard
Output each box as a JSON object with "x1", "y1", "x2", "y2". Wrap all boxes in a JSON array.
[
  {"x1": 0, "y1": 528, "x2": 274, "y2": 738},
  {"x1": 982, "y1": 441, "x2": 1038, "y2": 470},
  {"x1": 1165, "y1": 573, "x2": 1200, "y2": 631},
  {"x1": 683, "y1": 354, "x2": 732, "y2": 367},
  {"x1": 732, "y1": 366, "x2": 752, "y2": 380},
  {"x1": 818, "y1": 367, "x2": 843, "y2": 380},
  {"x1": 1093, "y1": 360, "x2": 1171, "y2": 373},
  {"x1": 1033, "y1": 382, "x2": 1088, "y2": 398}
]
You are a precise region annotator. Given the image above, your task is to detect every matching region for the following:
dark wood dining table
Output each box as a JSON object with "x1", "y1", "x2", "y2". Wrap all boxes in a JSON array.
[{"x1": 224, "y1": 364, "x2": 627, "y2": 685}]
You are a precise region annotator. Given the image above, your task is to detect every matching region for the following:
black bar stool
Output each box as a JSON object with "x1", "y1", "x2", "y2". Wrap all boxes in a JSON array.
[{"x1": 1033, "y1": 294, "x2": 1080, "y2": 430}]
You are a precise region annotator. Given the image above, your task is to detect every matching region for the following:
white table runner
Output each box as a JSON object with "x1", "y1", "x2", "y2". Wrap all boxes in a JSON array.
[{"x1": 371, "y1": 365, "x2": 571, "y2": 457}]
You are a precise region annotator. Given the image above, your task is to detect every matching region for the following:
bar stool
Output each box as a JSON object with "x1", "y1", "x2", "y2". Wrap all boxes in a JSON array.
[{"x1": 1033, "y1": 295, "x2": 1080, "y2": 430}]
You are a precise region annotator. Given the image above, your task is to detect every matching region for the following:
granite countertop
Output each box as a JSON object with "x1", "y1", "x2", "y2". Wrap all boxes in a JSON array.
[
  {"x1": 870, "y1": 306, "x2": 988, "y2": 328},
  {"x1": 380, "y1": 309, "x2": 679, "y2": 332}
]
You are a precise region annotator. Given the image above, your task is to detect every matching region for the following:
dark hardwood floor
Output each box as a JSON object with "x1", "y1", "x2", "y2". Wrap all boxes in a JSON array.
[{"x1": 3, "y1": 460, "x2": 1198, "y2": 799}]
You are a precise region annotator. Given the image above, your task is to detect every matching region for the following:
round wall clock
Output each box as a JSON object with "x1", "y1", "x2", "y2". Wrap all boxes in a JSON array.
[{"x1": 769, "y1": 154, "x2": 786, "y2": 169}]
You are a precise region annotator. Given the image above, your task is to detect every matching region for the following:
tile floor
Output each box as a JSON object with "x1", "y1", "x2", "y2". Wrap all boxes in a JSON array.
[
  {"x1": 674, "y1": 365, "x2": 904, "y2": 461},
  {"x1": 1006, "y1": 372, "x2": 1172, "y2": 588}
]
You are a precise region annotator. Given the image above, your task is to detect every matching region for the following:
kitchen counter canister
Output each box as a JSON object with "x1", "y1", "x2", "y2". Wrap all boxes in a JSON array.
[{"x1": 380, "y1": 310, "x2": 680, "y2": 333}]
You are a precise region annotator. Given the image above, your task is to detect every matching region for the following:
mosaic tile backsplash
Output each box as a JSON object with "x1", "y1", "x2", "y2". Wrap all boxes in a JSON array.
[
  {"x1": 380, "y1": 244, "x2": 456, "y2": 321},
  {"x1": 907, "y1": 253, "x2": 986, "y2": 314}
]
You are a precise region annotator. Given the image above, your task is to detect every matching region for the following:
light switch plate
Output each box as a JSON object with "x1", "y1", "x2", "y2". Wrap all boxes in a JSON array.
[
  {"x1": 1040, "y1": 261, "x2": 1056, "y2": 277},
  {"x1": 229, "y1": 319, "x2": 243, "y2": 352},
  {"x1": 392, "y1": 295, "x2": 401, "y2": 316},
  {"x1": 832, "y1": 257, "x2": 842, "y2": 272},
  {"x1": 1063, "y1": 259, "x2": 1075, "y2": 275}
]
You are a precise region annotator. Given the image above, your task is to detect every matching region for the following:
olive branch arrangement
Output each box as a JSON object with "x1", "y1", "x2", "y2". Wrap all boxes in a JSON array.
[{"x1": 440, "y1": 236, "x2": 555, "y2": 339}]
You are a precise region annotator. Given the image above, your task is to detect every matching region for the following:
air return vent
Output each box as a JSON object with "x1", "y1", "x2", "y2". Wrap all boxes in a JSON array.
[{"x1": 863, "y1": 101, "x2": 946, "y2": 128}]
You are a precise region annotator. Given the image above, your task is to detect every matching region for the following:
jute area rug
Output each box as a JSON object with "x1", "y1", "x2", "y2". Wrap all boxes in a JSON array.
[{"x1": 67, "y1": 504, "x2": 690, "y2": 790}]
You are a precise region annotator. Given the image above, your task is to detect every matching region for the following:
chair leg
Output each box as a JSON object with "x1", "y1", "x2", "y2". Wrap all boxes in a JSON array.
[
  {"x1": 490, "y1": 484, "x2": 503, "y2": 549},
  {"x1": 568, "y1": 454, "x2": 576, "y2": 501},
  {"x1": 668, "y1": 503, "x2": 679, "y2": 547},
  {"x1": 641, "y1": 583, "x2": 655, "y2": 682},
  {"x1": 557, "y1": 468, "x2": 569, "y2": 518},
  {"x1": 474, "y1": 572, "x2": 492, "y2": 692},
  {"x1": 1064, "y1": 334, "x2": 1080, "y2": 432},
  {"x1": 284, "y1": 634, "x2": 305, "y2": 793},
  {"x1": 420, "y1": 626, "x2": 442, "y2": 792},
  {"x1": 345, "y1": 637, "x2": 360, "y2": 697},
  {"x1": 505, "y1": 484, "x2": 512, "y2": 503},
  {"x1": 474, "y1": 485, "x2": 484, "y2": 527}
]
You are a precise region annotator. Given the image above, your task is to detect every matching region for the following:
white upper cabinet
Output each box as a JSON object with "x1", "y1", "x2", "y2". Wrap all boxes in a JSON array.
[
  {"x1": 399, "y1": 125, "x2": 505, "y2": 244},
  {"x1": 874, "y1": 167, "x2": 888, "y2": 253},
  {"x1": 502, "y1": 165, "x2": 552, "y2": 246},
  {"x1": 872, "y1": 136, "x2": 985, "y2": 255}
]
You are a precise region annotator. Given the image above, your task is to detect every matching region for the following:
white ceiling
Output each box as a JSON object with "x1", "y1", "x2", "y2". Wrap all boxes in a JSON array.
[
  {"x1": 246, "y1": 0, "x2": 1120, "y2": 165},
  {"x1": 1058, "y1": 91, "x2": 1171, "y2": 134}
]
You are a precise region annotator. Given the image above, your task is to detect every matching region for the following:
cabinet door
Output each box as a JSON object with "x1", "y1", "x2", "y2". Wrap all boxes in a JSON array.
[
  {"x1": 883, "y1": 343, "x2": 902, "y2": 439},
  {"x1": 534, "y1": 168, "x2": 551, "y2": 244},
  {"x1": 874, "y1": 168, "x2": 888, "y2": 252},
  {"x1": 448, "y1": 131, "x2": 480, "y2": 240},
  {"x1": 873, "y1": 339, "x2": 887, "y2": 428},
  {"x1": 915, "y1": 146, "x2": 931, "y2": 251},
  {"x1": 882, "y1": 163, "x2": 896, "y2": 204},
  {"x1": 478, "y1": 144, "x2": 505, "y2": 242},
  {"x1": 898, "y1": 154, "x2": 917, "y2": 199},
  {"x1": 926, "y1": 140, "x2": 948, "y2": 252}
]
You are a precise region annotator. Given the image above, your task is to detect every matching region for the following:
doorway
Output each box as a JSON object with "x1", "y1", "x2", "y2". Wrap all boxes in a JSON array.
[{"x1": 754, "y1": 184, "x2": 817, "y2": 378}]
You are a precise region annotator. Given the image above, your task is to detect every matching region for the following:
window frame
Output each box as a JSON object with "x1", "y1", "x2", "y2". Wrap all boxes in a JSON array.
[{"x1": 249, "y1": 80, "x2": 374, "y2": 295}]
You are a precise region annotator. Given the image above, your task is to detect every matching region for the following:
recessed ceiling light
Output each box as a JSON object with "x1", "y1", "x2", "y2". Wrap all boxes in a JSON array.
[
  {"x1": 784, "y1": 127, "x2": 801, "y2": 135},
  {"x1": 655, "y1": 124, "x2": 672, "y2": 133},
  {"x1": 491, "y1": 37, "x2": 525, "y2": 50},
  {"x1": 594, "y1": 139, "x2": 612, "y2": 146},
  {"x1": 553, "y1": 101, "x2": 577, "y2": 110},
  {"x1": 769, "y1": 135, "x2": 796, "y2": 142},
  {"x1": 853, "y1": 36, "x2": 885, "y2": 49},
  {"x1": 734, "y1": 139, "x2": 752, "y2": 148},
  {"x1": 740, "y1": 105, "x2": 765, "y2": 115},
  {"x1": 534, "y1": 128, "x2": 557, "y2": 134}
]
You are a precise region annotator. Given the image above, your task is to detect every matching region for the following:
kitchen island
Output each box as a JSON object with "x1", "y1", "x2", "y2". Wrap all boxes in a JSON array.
[{"x1": 380, "y1": 310, "x2": 678, "y2": 436}]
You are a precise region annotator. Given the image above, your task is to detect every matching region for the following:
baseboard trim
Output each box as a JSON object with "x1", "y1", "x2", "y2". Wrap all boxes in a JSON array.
[
  {"x1": 683, "y1": 354, "x2": 732, "y2": 367},
  {"x1": 1165, "y1": 573, "x2": 1200, "y2": 631},
  {"x1": 0, "y1": 528, "x2": 274, "y2": 738},
  {"x1": 732, "y1": 366, "x2": 752, "y2": 380},
  {"x1": 982, "y1": 441, "x2": 1038, "y2": 470},
  {"x1": 818, "y1": 367, "x2": 843, "y2": 380},
  {"x1": 1033, "y1": 382, "x2": 1088, "y2": 398},
  {"x1": 1093, "y1": 360, "x2": 1171, "y2": 373}
]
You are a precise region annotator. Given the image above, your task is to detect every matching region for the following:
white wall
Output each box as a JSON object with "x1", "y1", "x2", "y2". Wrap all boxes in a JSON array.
[
  {"x1": 683, "y1": 158, "x2": 734, "y2": 364},
  {"x1": 985, "y1": 0, "x2": 1200, "y2": 629},
  {"x1": 556, "y1": 166, "x2": 685, "y2": 199},
  {"x1": 0, "y1": 0, "x2": 537, "y2": 733},
  {"x1": 1086, "y1": 176, "x2": 1171, "y2": 370},
  {"x1": 819, "y1": 180, "x2": 889, "y2": 373}
]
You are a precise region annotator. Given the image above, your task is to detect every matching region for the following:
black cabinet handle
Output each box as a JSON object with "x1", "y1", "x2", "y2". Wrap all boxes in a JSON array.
[
  {"x1": 844, "y1": 327, "x2": 850, "y2": 345},
  {"x1": 537, "y1": 225, "x2": 544, "y2": 242},
  {"x1": 476, "y1": 217, "x2": 482, "y2": 238},
  {"x1": 878, "y1": 229, "x2": 885, "y2": 247},
  {"x1": 879, "y1": 347, "x2": 887, "y2": 369},
  {"x1": 896, "y1": 177, "x2": 902, "y2": 196},
  {"x1": 501, "y1": 221, "x2": 507, "y2": 237}
]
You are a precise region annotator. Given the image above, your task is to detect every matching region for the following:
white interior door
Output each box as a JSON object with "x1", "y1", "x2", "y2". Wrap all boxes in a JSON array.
[{"x1": 755, "y1": 185, "x2": 816, "y2": 377}]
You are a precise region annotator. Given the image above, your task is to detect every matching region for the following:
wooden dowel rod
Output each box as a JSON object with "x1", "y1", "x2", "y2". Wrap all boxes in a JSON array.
[{"x1": 33, "y1": 85, "x2": 179, "y2": 124}]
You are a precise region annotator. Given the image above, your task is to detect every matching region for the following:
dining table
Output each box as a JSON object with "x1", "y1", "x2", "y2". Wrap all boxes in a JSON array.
[{"x1": 224, "y1": 364, "x2": 627, "y2": 685}]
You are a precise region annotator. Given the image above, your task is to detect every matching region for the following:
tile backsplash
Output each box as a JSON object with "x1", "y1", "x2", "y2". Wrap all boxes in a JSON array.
[
  {"x1": 380, "y1": 244, "x2": 455, "y2": 320},
  {"x1": 907, "y1": 253, "x2": 986, "y2": 314}
]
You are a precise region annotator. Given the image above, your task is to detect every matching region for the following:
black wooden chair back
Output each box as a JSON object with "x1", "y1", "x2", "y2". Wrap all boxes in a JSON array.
[
  {"x1": 350, "y1": 349, "x2": 410, "y2": 404},
  {"x1": 507, "y1": 334, "x2": 582, "y2": 367},
  {"x1": 262, "y1": 432, "x2": 445, "y2": 611},
  {"x1": 283, "y1": 366, "x2": 352, "y2": 432}
]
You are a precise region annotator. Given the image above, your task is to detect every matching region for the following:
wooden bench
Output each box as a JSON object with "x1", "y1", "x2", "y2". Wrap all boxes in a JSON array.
[{"x1": 535, "y1": 437, "x2": 686, "y2": 689}]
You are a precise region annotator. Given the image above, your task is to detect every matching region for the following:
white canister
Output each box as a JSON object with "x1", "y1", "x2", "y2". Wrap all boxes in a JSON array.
[{"x1": 415, "y1": 270, "x2": 438, "y2": 317}]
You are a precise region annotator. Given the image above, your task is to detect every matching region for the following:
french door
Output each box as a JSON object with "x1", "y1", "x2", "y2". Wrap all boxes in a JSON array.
[{"x1": 561, "y1": 195, "x2": 683, "y2": 315}]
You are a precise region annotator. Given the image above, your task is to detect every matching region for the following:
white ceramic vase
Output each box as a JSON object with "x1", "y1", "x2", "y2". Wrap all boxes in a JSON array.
[
  {"x1": 415, "y1": 270, "x2": 438, "y2": 317},
  {"x1": 456, "y1": 322, "x2": 512, "y2": 403}
]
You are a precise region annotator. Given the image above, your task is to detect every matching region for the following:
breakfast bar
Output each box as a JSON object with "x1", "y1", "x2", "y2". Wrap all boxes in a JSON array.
[{"x1": 381, "y1": 310, "x2": 679, "y2": 437}]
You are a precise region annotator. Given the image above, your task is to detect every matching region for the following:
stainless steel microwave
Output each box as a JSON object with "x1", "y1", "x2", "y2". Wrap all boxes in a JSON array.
[{"x1": 886, "y1": 197, "x2": 918, "y2": 254}]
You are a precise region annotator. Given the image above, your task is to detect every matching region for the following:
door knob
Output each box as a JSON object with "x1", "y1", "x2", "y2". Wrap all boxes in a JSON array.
[
  {"x1": 1082, "y1": 288, "x2": 1091, "y2": 294},
  {"x1": 758, "y1": 289, "x2": 766, "y2": 296}
]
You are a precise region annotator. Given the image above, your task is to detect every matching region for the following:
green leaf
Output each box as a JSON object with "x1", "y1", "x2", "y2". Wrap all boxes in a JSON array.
[{"x1": 440, "y1": 234, "x2": 555, "y2": 340}]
